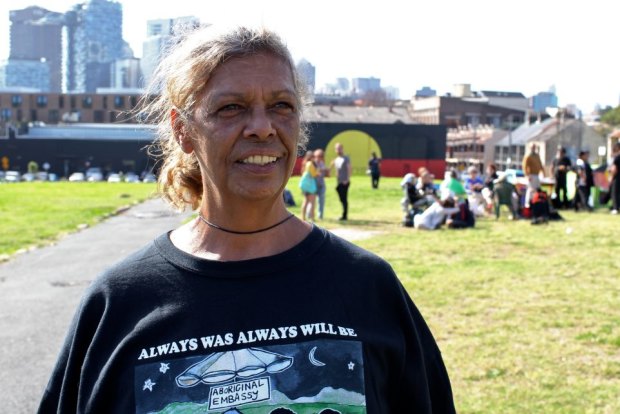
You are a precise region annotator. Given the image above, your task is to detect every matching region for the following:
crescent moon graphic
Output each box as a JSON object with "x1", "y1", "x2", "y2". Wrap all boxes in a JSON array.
[{"x1": 308, "y1": 346, "x2": 326, "y2": 367}]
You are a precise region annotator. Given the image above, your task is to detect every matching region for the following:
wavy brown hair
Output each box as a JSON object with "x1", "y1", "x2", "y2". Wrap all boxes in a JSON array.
[{"x1": 139, "y1": 25, "x2": 311, "y2": 211}]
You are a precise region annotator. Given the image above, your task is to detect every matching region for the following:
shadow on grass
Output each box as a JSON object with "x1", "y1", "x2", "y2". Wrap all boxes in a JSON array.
[{"x1": 324, "y1": 218, "x2": 396, "y2": 228}]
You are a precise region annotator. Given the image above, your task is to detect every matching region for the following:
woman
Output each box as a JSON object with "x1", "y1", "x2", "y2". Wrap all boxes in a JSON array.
[
  {"x1": 440, "y1": 169, "x2": 467, "y2": 201},
  {"x1": 313, "y1": 148, "x2": 329, "y2": 219},
  {"x1": 482, "y1": 163, "x2": 499, "y2": 213},
  {"x1": 299, "y1": 150, "x2": 318, "y2": 221},
  {"x1": 463, "y1": 166, "x2": 486, "y2": 217},
  {"x1": 416, "y1": 167, "x2": 437, "y2": 208},
  {"x1": 38, "y1": 26, "x2": 455, "y2": 413}
]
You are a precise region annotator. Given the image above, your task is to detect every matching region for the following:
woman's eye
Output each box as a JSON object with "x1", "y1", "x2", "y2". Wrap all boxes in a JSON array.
[
  {"x1": 219, "y1": 103, "x2": 243, "y2": 113},
  {"x1": 273, "y1": 101, "x2": 295, "y2": 112}
]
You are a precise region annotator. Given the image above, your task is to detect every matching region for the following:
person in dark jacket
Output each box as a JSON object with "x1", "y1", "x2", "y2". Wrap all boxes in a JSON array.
[
  {"x1": 610, "y1": 142, "x2": 620, "y2": 214},
  {"x1": 368, "y1": 151, "x2": 381, "y2": 189},
  {"x1": 552, "y1": 146, "x2": 572, "y2": 208}
]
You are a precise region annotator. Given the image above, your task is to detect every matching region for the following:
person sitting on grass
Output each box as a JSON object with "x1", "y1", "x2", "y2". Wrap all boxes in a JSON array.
[
  {"x1": 440, "y1": 169, "x2": 467, "y2": 201},
  {"x1": 463, "y1": 166, "x2": 487, "y2": 217},
  {"x1": 415, "y1": 167, "x2": 437, "y2": 209},
  {"x1": 413, "y1": 195, "x2": 460, "y2": 230},
  {"x1": 492, "y1": 172, "x2": 520, "y2": 220}
]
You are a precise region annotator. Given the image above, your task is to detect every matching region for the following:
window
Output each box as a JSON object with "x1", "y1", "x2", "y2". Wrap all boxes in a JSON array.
[
  {"x1": 11, "y1": 95, "x2": 22, "y2": 107},
  {"x1": 36, "y1": 95, "x2": 48, "y2": 107},
  {"x1": 1, "y1": 108, "x2": 11, "y2": 121},
  {"x1": 114, "y1": 96, "x2": 124, "y2": 108},
  {"x1": 70, "y1": 96, "x2": 76, "y2": 109},
  {"x1": 48, "y1": 110, "x2": 59, "y2": 123},
  {"x1": 486, "y1": 114, "x2": 500, "y2": 128},
  {"x1": 494, "y1": 147, "x2": 502, "y2": 160},
  {"x1": 59, "y1": 96, "x2": 64, "y2": 108},
  {"x1": 82, "y1": 96, "x2": 93, "y2": 108},
  {"x1": 465, "y1": 114, "x2": 480, "y2": 127}
]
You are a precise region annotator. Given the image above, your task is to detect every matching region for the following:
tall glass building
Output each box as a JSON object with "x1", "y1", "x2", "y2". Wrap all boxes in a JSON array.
[
  {"x1": 6, "y1": 6, "x2": 64, "y2": 92},
  {"x1": 140, "y1": 16, "x2": 199, "y2": 88},
  {"x1": 64, "y1": 0, "x2": 124, "y2": 92},
  {"x1": 296, "y1": 58, "x2": 316, "y2": 93}
]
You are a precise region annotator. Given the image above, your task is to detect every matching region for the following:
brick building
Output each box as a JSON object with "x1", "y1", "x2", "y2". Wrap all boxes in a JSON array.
[{"x1": 0, "y1": 90, "x2": 141, "y2": 127}]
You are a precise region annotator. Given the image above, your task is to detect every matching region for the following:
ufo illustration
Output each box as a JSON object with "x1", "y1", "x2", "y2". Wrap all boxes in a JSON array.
[{"x1": 176, "y1": 348, "x2": 294, "y2": 387}]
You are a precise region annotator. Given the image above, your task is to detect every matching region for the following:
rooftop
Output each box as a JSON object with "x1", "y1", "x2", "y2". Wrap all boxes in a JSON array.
[
  {"x1": 305, "y1": 104, "x2": 413, "y2": 124},
  {"x1": 19, "y1": 123, "x2": 156, "y2": 140}
]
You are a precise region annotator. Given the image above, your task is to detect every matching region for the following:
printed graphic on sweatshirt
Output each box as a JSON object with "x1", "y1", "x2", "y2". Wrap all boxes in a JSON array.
[{"x1": 135, "y1": 339, "x2": 366, "y2": 413}]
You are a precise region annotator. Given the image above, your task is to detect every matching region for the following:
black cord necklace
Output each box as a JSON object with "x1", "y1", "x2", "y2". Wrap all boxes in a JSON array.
[{"x1": 198, "y1": 213, "x2": 295, "y2": 235}]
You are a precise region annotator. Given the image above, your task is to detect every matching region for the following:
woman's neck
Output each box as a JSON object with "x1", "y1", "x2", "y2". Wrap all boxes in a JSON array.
[{"x1": 170, "y1": 205, "x2": 311, "y2": 261}]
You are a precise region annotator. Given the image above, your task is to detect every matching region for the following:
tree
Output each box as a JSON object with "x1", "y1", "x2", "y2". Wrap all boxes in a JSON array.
[
  {"x1": 601, "y1": 105, "x2": 620, "y2": 126},
  {"x1": 599, "y1": 105, "x2": 613, "y2": 116},
  {"x1": 361, "y1": 89, "x2": 389, "y2": 106},
  {"x1": 27, "y1": 160, "x2": 39, "y2": 174}
]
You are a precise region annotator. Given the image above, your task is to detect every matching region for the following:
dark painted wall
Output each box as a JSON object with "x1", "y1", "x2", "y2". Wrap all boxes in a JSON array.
[
  {"x1": 0, "y1": 123, "x2": 446, "y2": 178},
  {"x1": 308, "y1": 122, "x2": 445, "y2": 159},
  {"x1": 0, "y1": 138, "x2": 154, "y2": 177},
  {"x1": 304, "y1": 122, "x2": 446, "y2": 177}
]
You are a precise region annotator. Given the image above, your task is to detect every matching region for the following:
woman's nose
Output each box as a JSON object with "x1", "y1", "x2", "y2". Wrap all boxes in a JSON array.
[{"x1": 244, "y1": 107, "x2": 275, "y2": 140}]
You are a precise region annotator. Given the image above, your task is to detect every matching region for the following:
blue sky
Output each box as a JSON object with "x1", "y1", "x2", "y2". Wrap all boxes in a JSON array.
[{"x1": 1, "y1": 0, "x2": 618, "y2": 112}]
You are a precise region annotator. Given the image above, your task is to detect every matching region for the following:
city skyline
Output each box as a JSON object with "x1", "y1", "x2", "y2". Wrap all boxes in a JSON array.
[{"x1": 0, "y1": 0, "x2": 618, "y2": 112}]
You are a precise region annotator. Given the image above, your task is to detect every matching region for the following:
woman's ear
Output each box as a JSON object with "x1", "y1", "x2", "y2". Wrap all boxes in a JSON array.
[{"x1": 171, "y1": 109, "x2": 194, "y2": 154}]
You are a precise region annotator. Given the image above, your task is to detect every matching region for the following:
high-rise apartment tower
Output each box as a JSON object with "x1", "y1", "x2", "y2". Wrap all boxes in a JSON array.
[
  {"x1": 7, "y1": 6, "x2": 65, "y2": 91},
  {"x1": 64, "y1": 0, "x2": 125, "y2": 92}
]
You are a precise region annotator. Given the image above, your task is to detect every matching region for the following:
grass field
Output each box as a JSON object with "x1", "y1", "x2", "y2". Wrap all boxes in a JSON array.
[
  {"x1": 287, "y1": 176, "x2": 620, "y2": 413},
  {"x1": 0, "y1": 182, "x2": 156, "y2": 257},
  {"x1": 2, "y1": 177, "x2": 619, "y2": 412}
]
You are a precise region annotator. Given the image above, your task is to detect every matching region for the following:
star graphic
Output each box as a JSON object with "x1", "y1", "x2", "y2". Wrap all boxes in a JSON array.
[
  {"x1": 159, "y1": 363, "x2": 170, "y2": 374},
  {"x1": 143, "y1": 379, "x2": 156, "y2": 392},
  {"x1": 348, "y1": 361, "x2": 355, "y2": 371}
]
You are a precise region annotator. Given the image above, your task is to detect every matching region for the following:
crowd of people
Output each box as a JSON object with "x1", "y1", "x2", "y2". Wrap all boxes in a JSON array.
[
  {"x1": 397, "y1": 141, "x2": 619, "y2": 230},
  {"x1": 295, "y1": 140, "x2": 620, "y2": 228}
]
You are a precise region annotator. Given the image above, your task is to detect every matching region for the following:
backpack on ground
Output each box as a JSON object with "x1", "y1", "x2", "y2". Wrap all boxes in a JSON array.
[
  {"x1": 531, "y1": 189, "x2": 550, "y2": 224},
  {"x1": 448, "y1": 200, "x2": 475, "y2": 229}
]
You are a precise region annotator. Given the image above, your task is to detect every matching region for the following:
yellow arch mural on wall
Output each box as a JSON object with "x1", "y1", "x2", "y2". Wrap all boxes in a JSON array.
[{"x1": 322, "y1": 130, "x2": 382, "y2": 175}]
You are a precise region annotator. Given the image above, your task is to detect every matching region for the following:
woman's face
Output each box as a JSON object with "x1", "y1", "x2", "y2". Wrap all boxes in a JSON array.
[{"x1": 185, "y1": 53, "x2": 300, "y2": 206}]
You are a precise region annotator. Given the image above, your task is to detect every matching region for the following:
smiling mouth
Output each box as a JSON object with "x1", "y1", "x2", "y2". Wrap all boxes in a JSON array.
[{"x1": 239, "y1": 155, "x2": 278, "y2": 166}]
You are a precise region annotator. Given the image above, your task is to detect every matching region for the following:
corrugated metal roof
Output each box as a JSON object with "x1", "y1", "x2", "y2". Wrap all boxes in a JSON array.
[
  {"x1": 20, "y1": 124, "x2": 157, "y2": 140},
  {"x1": 16, "y1": 104, "x2": 414, "y2": 141},
  {"x1": 495, "y1": 118, "x2": 556, "y2": 146},
  {"x1": 305, "y1": 105, "x2": 413, "y2": 124}
]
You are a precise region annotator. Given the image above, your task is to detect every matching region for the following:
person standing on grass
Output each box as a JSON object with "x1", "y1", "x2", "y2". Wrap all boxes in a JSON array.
[
  {"x1": 574, "y1": 150, "x2": 593, "y2": 212},
  {"x1": 551, "y1": 146, "x2": 572, "y2": 209},
  {"x1": 522, "y1": 143, "x2": 545, "y2": 208},
  {"x1": 299, "y1": 150, "x2": 318, "y2": 221},
  {"x1": 368, "y1": 151, "x2": 381, "y2": 189},
  {"x1": 313, "y1": 148, "x2": 329, "y2": 219},
  {"x1": 609, "y1": 142, "x2": 620, "y2": 215},
  {"x1": 331, "y1": 142, "x2": 352, "y2": 220},
  {"x1": 38, "y1": 25, "x2": 455, "y2": 413}
]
